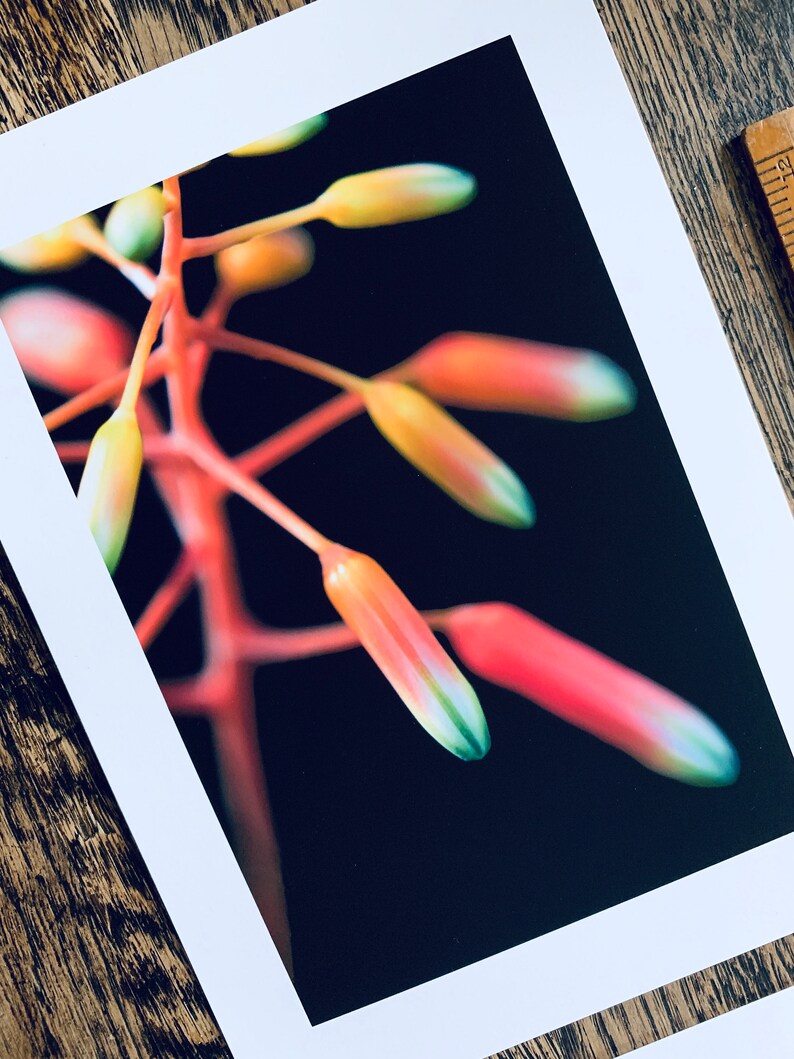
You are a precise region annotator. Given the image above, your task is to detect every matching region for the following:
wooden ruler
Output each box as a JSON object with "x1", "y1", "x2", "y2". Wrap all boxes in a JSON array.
[{"x1": 744, "y1": 106, "x2": 794, "y2": 269}]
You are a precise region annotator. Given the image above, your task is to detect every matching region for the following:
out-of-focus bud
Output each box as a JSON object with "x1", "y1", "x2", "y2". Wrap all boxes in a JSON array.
[
  {"x1": 104, "y1": 187, "x2": 165, "y2": 262},
  {"x1": 321, "y1": 544, "x2": 490, "y2": 760},
  {"x1": 315, "y1": 164, "x2": 477, "y2": 228},
  {"x1": 0, "y1": 218, "x2": 91, "y2": 273},
  {"x1": 364, "y1": 380, "x2": 534, "y2": 527},
  {"x1": 445, "y1": 602, "x2": 739, "y2": 786},
  {"x1": 215, "y1": 228, "x2": 314, "y2": 298},
  {"x1": 407, "y1": 332, "x2": 637, "y2": 422},
  {"x1": 0, "y1": 287, "x2": 133, "y2": 393},
  {"x1": 228, "y1": 114, "x2": 328, "y2": 157},
  {"x1": 78, "y1": 407, "x2": 144, "y2": 574}
]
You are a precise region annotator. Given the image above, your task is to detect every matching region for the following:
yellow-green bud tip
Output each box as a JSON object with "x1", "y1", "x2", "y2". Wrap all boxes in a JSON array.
[
  {"x1": 315, "y1": 164, "x2": 477, "y2": 229},
  {"x1": 104, "y1": 187, "x2": 165, "y2": 262},
  {"x1": 77, "y1": 407, "x2": 143, "y2": 574}
]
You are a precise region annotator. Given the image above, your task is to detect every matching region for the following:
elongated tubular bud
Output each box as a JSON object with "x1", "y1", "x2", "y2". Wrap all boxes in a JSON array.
[
  {"x1": 321, "y1": 545, "x2": 490, "y2": 760},
  {"x1": 215, "y1": 228, "x2": 314, "y2": 298},
  {"x1": 445, "y1": 603, "x2": 739, "y2": 786},
  {"x1": 0, "y1": 219, "x2": 91, "y2": 273},
  {"x1": 364, "y1": 381, "x2": 534, "y2": 527},
  {"x1": 408, "y1": 333, "x2": 637, "y2": 421},
  {"x1": 0, "y1": 288, "x2": 133, "y2": 393},
  {"x1": 314, "y1": 164, "x2": 477, "y2": 228},
  {"x1": 78, "y1": 407, "x2": 144, "y2": 574},
  {"x1": 104, "y1": 187, "x2": 165, "y2": 262},
  {"x1": 229, "y1": 114, "x2": 328, "y2": 156}
]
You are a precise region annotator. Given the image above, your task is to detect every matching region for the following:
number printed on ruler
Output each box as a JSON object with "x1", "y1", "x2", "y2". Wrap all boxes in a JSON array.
[{"x1": 756, "y1": 146, "x2": 794, "y2": 262}]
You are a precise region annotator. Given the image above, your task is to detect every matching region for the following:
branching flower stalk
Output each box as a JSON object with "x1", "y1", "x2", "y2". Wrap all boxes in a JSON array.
[{"x1": 0, "y1": 115, "x2": 740, "y2": 978}]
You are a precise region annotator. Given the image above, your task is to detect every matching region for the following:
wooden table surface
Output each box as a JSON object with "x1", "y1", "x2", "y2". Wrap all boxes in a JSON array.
[{"x1": 0, "y1": 1, "x2": 793, "y2": 1056}]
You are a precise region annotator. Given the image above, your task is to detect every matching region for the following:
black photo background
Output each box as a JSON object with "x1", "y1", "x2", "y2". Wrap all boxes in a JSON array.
[{"x1": 3, "y1": 38, "x2": 794, "y2": 1024}]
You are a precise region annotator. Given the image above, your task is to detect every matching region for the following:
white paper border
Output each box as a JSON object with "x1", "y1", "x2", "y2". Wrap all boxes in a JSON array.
[{"x1": 0, "y1": 1, "x2": 792, "y2": 1057}]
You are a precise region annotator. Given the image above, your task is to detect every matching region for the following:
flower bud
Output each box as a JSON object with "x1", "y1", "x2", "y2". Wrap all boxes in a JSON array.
[
  {"x1": 445, "y1": 603, "x2": 739, "y2": 786},
  {"x1": 364, "y1": 381, "x2": 534, "y2": 527},
  {"x1": 229, "y1": 114, "x2": 328, "y2": 157},
  {"x1": 215, "y1": 228, "x2": 314, "y2": 298},
  {"x1": 0, "y1": 218, "x2": 91, "y2": 273},
  {"x1": 315, "y1": 164, "x2": 477, "y2": 228},
  {"x1": 0, "y1": 288, "x2": 133, "y2": 393},
  {"x1": 104, "y1": 187, "x2": 165, "y2": 262},
  {"x1": 408, "y1": 332, "x2": 637, "y2": 421},
  {"x1": 321, "y1": 544, "x2": 490, "y2": 760},
  {"x1": 78, "y1": 407, "x2": 144, "y2": 574}
]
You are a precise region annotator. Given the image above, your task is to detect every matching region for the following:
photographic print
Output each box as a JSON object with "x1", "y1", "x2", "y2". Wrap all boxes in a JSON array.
[{"x1": 1, "y1": 16, "x2": 793, "y2": 1047}]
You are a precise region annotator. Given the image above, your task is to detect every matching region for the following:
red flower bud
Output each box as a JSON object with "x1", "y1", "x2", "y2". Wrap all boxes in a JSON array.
[{"x1": 445, "y1": 603, "x2": 738, "y2": 786}]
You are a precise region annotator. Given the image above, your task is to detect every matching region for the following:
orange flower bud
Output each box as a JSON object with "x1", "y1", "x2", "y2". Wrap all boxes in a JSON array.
[
  {"x1": 228, "y1": 114, "x2": 328, "y2": 157},
  {"x1": 321, "y1": 544, "x2": 490, "y2": 760},
  {"x1": 0, "y1": 287, "x2": 133, "y2": 393},
  {"x1": 215, "y1": 228, "x2": 314, "y2": 298},
  {"x1": 364, "y1": 381, "x2": 534, "y2": 527},
  {"x1": 104, "y1": 187, "x2": 165, "y2": 262},
  {"x1": 315, "y1": 164, "x2": 477, "y2": 228},
  {"x1": 408, "y1": 333, "x2": 636, "y2": 421},
  {"x1": 0, "y1": 218, "x2": 91, "y2": 273},
  {"x1": 78, "y1": 407, "x2": 144, "y2": 574},
  {"x1": 445, "y1": 603, "x2": 739, "y2": 786}
]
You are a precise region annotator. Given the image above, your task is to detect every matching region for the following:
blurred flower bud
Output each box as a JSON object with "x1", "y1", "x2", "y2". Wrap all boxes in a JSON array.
[
  {"x1": 0, "y1": 218, "x2": 91, "y2": 273},
  {"x1": 0, "y1": 287, "x2": 133, "y2": 393},
  {"x1": 408, "y1": 332, "x2": 637, "y2": 421},
  {"x1": 104, "y1": 187, "x2": 165, "y2": 262},
  {"x1": 315, "y1": 164, "x2": 477, "y2": 228},
  {"x1": 321, "y1": 544, "x2": 490, "y2": 760},
  {"x1": 78, "y1": 407, "x2": 143, "y2": 574},
  {"x1": 229, "y1": 114, "x2": 328, "y2": 156},
  {"x1": 445, "y1": 603, "x2": 739, "y2": 786},
  {"x1": 364, "y1": 380, "x2": 534, "y2": 527},
  {"x1": 215, "y1": 228, "x2": 314, "y2": 298}
]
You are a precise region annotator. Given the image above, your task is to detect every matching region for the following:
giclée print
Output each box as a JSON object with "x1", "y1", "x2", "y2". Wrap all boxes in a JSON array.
[{"x1": 2, "y1": 37, "x2": 794, "y2": 1026}]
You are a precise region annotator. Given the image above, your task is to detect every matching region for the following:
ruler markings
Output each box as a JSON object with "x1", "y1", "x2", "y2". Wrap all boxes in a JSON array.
[
  {"x1": 743, "y1": 110, "x2": 794, "y2": 276},
  {"x1": 754, "y1": 144, "x2": 794, "y2": 166}
]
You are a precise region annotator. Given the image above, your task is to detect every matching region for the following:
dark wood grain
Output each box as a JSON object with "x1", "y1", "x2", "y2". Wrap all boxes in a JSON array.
[{"x1": 0, "y1": 1, "x2": 793, "y2": 1057}]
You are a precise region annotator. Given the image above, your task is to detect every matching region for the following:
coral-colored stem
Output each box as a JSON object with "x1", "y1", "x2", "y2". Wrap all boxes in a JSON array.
[
  {"x1": 119, "y1": 287, "x2": 173, "y2": 412},
  {"x1": 213, "y1": 691, "x2": 293, "y2": 975},
  {"x1": 239, "y1": 608, "x2": 452, "y2": 663},
  {"x1": 135, "y1": 550, "x2": 196, "y2": 651},
  {"x1": 236, "y1": 391, "x2": 364, "y2": 479},
  {"x1": 182, "y1": 202, "x2": 318, "y2": 259},
  {"x1": 72, "y1": 217, "x2": 159, "y2": 299},
  {"x1": 233, "y1": 358, "x2": 419, "y2": 480},
  {"x1": 184, "y1": 436, "x2": 331, "y2": 554},
  {"x1": 44, "y1": 348, "x2": 170, "y2": 432},
  {"x1": 199, "y1": 325, "x2": 366, "y2": 394},
  {"x1": 240, "y1": 622, "x2": 361, "y2": 662},
  {"x1": 160, "y1": 677, "x2": 217, "y2": 715},
  {"x1": 157, "y1": 176, "x2": 294, "y2": 972}
]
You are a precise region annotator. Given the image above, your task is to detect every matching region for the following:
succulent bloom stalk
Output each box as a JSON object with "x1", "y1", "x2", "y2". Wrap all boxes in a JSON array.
[
  {"x1": 408, "y1": 332, "x2": 637, "y2": 421},
  {"x1": 228, "y1": 114, "x2": 328, "y2": 156},
  {"x1": 0, "y1": 288, "x2": 133, "y2": 393},
  {"x1": 364, "y1": 380, "x2": 534, "y2": 527},
  {"x1": 77, "y1": 407, "x2": 144, "y2": 574},
  {"x1": 315, "y1": 164, "x2": 477, "y2": 228},
  {"x1": 444, "y1": 603, "x2": 739, "y2": 786},
  {"x1": 321, "y1": 544, "x2": 490, "y2": 760},
  {"x1": 215, "y1": 228, "x2": 315, "y2": 298},
  {"x1": 104, "y1": 187, "x2": 166, "y2": 262}
]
